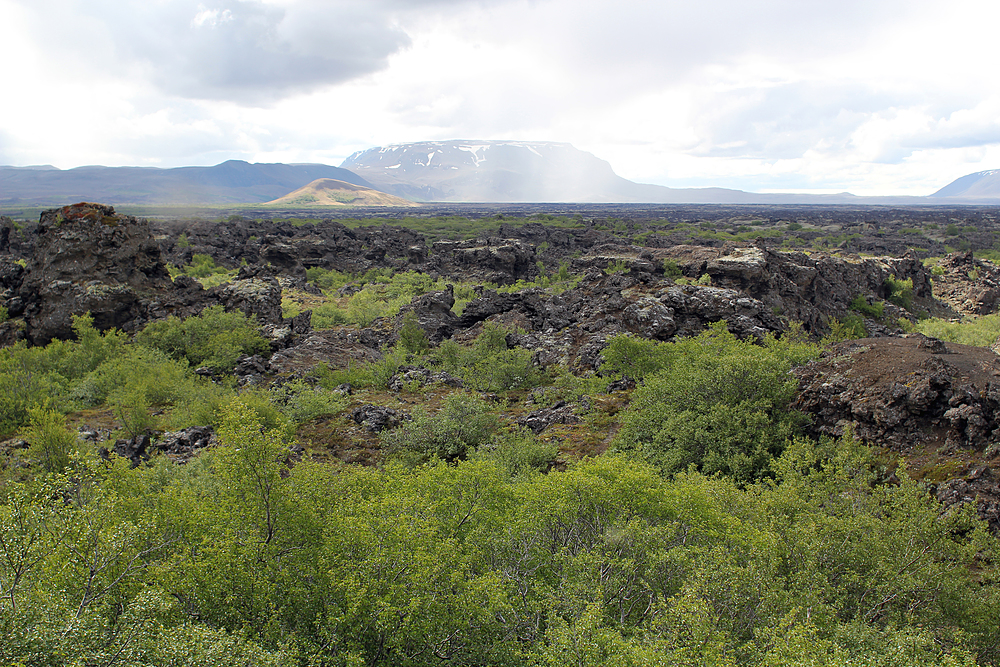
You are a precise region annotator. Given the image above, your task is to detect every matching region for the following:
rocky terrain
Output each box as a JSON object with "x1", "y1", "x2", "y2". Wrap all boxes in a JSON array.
[
  {"x1": 794, "y1": 336, "x2": 1000, "y2": 532},
  {"x1": 5, "y1": 202, "x2": 1000, "y2": 531},
  {"x1": 0, "y1": 204, "x2": 309, "y2": 346}
]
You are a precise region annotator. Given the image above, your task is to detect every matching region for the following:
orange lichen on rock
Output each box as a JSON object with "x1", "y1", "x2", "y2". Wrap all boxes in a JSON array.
[{"x1": 57, "y1": 202, "x2": 121, "y2": 226}]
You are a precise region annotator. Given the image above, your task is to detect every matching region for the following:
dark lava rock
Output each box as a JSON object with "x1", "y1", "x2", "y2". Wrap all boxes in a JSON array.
[
  {"x1": 398, "y1": 286, "x2": 458, "y2": 343},
  {"x1": 14, "y1": 203, "x2": 213, "y2": 344},
  {"x1": 931, "y1": 251, "x2": 1000, "y2": 317},
  {"x1": 268, "y1": 328, "x2": 382, "y2": 375},
  {"x1": 936, "y1": 465, "x2": 1000, "y2": 535},
  {"x1": 111, "y1": 434, "x2": 153, "y2": 468},
  {"x1": 351, "y1": 404, "x2": 410, "y2": 432},
  {"x1": 152, "y1": 426, "x2": 216, "y2": 464},
  {"x1": 215, "y1": 276, "x2": 283, "y2": 325},
  {"x1": 235, "y1": 354, "x2": 270, "y2": 386},
  {"x1": 658, "y1": 244, "x2": 932, "y2": 334},
  {"x1": 793, "y1": 335, "x2": 1000, "y2": 452},
  {"x1": 387, "y1": 366, "x2": 464, "y2": 392},
  {"x1": 517, "y1": 401, "x2": 582, "y2": 434},
  {"x1": 107, "y1": 426, "x2": 217, "y2": 467}
]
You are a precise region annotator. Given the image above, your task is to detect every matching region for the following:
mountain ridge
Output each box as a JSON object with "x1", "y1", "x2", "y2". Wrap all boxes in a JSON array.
[
  {"x1": 3, "y1": 146, "x2": 1000, "y2": 205},
  {"x1": 931, "y1": 169, "x2": 1000, "y2": 199},
  {"x1": 0, "y1": 160, "x2": 374, "y2": 205}
]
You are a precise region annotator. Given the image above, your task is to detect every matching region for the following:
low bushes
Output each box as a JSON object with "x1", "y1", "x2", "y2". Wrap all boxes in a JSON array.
[
  {"x1": 381, "y1": 392, "x2": 500, "y2": 465},
  {"x1": 609, "y1": 323, "x2": 820, "y2": 482},
  {"x1": 134, "y1": 306, "x2": 268, "y2": 372}
]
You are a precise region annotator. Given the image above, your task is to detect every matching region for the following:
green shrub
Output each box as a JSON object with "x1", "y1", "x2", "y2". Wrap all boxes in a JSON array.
[
  {"x1": 381, "y1": 392, "x2": 500, "y2": 465},
  {"x1": 885, "y1": 275, "x2": 914, "y2": 309},
  {"x1": 223, "y1": 390, "x2": 290, "y2": 436},
  {"x1": 305, "y1": 266, "x2": 351, "y2": 291},
  {"x1": 452, "y1": 284, "x2": 477, "y2": 315},
  {"x1": 435, "y1": 339, "x2": 465, "y2": 375},
  {"x1": 545, "y1": 366, "x2": 608, "y2": 404},
  {"x1": 280, "y1": 296, "x2": 301, "y2": 319},
  {"x1": 314, "y1": 347, "x2": 408, "y2": 390},
  {"x1": 369, "y1": 347, "x2": 409, "y2": 389},
  {"x1": 662, "y1": 259, "x2": 683, "y2": 278},
  {"x1": 381, "y1": 270, "x2": 444, "y2": 299},
  {"x1": 268, "y1": 380, "x2": 347, "y2": 425},
  {"x1": 605, "y1": 259, "x2": 629, "y2": 274},
  {"x1": 612, "y1": 322, "x2": 819, "y2": 482},
  {"x1": 111, "y1": 383, "x2": 157, "y2": 440},
  {"x1": 601, "y1": 334, "x2": 672, "y2": 380},
  {"x1": 461, "y1": 323, "x2": 540, "y2": 392},
  {"x1": 916, "y1": 313, "x2": 1000, "y2": 348},
  {"x1": 310, "y1": 303, "x2": 349, "y2": 329},
  {"x1": 397, "y1": 311, "x2": 429, "y2": 354},
  {"x1": 557, "y1": 261, "x2": 572, "y2": 282},
  {"x1": 183, "y1": 254, "x2": 229, "y2": 279},
  {"x1": 346, "y1": 289, "x2": 387, "y2": 327},
  {"x1": 472, "y1": 427, "x2": 558, "y2": 477},
  {"x1": 848, "y1": 295, "x2": 884, "y2": 319},
  {"x1": 0, "y1": 305, "x2": 7, "y2": 324},
  {"x1": 20, "y1": 407, "x2": 78, "y2": 473},
  {"x1": 824, "y1": 315, "x2": 867, "y2": 343},
  {"x1": 464, "y1": 347, "x2": 538, "y2": 392},
  {"x1": 70, "y1": 346, "x2": 195, "y2": 408},
  {"x1": 0, "y1": 351, "x2": 60, "y2": 436},
  {"x1": 135, "y1": 306, "x2": 268, "y2": 372},
  {"x1": 0, "y1": 315, "x2": 127, "y2": 434},
  {"x1": 472, "y1": 322, "x2": 508, "y2": 355},
  {"x1": 163, "y1": 379, "x2": 234, "y2": 429}
]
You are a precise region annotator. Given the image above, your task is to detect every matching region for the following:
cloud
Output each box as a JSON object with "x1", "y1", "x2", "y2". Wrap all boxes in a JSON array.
[
  {"x1": 4, "y1": 0, "x2": 1000, "y2": 196},
  {"x1": 7, "y1": 0, "x2": 528, "y2": 104},
  {"x1": 681, "y1": 83, "x2": 909, "y2": 160},
  {"x1": 8, "y1": 0, "x2": 432, "y2": 103},
  {"x1": 119, "y1": 1, "x2": 417, "y2": 103}
]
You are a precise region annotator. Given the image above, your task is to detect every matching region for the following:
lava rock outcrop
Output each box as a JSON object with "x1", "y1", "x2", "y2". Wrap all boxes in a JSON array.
[
  {"x1": 11, "y1": 203, "x2": 210, "y2": 344},
  {"x1": 793, "y1": 335, "x2": 1000, "y2": 452}
]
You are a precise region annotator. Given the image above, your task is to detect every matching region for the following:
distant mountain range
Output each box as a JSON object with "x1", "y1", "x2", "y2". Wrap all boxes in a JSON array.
[
  {"x1": 0, "y1": 161, "x2": 372, "y2": 205},
  {"x1": 2, "y1": 142, "x2": 999, "y2": 206}
]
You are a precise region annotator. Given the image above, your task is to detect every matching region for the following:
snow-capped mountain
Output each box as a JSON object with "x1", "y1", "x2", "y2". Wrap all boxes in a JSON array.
[
  {"x1": 340, "y1": 140, "x2": 753, "y2": 203},
  {"x1": 931, "y1": 170, "x2": 1000, "y2": 199}
]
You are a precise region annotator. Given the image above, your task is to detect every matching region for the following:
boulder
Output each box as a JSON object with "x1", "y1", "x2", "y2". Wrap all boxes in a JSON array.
[
  {"x1": 14, "y1": 203, "x2": 213, "y2": 343},
  {"x1": 351, "y1": 405, "x2": 409, "y2": 432}
]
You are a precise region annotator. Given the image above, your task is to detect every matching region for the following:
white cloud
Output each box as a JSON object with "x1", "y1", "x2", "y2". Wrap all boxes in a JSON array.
[{"x1": 2, "y1": 0, "x2": 1000, "y2": 194}]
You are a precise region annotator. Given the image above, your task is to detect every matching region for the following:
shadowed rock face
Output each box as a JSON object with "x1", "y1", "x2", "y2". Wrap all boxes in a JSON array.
[{"x1": 14, "y1": 203, "x2": 207, "y2": 344}]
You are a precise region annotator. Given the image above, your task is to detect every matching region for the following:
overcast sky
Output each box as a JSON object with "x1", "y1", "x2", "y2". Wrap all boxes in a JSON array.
[{"x1": 1, "y1": 0, "x2": 998, "y2": 195}]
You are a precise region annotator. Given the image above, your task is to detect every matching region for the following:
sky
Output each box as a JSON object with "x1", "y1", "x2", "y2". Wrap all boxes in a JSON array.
[{"x1": 1, "y1": 0, "x2": 999, "y2": 196}]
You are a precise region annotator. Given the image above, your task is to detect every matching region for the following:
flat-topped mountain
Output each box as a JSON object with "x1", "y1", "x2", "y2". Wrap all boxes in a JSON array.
[
  {"x1": 264, "y1": 178, "x2": 418, "y2": 207},
  {"x1": 341, "y1": 140, "x2": 764, "y2": 204}
]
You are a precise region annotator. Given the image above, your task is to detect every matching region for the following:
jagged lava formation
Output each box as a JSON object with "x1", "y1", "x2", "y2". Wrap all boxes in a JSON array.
[{"x1": 4, "y1": 203, "x2": 1000, "y2": 529}]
